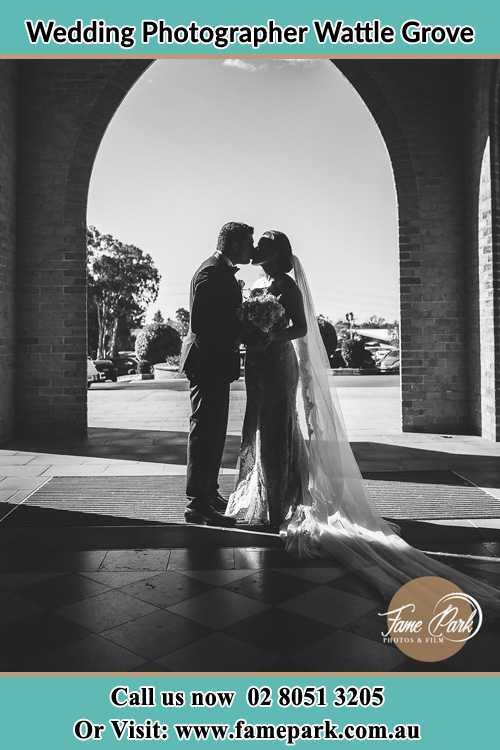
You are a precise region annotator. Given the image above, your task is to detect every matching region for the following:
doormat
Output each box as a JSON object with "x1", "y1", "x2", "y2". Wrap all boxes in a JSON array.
[{"x1": 2, "y1": 471, "x2": 499, "y2": 526}]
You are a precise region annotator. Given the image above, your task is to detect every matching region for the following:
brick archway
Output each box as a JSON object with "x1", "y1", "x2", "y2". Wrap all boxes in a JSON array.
[{"x1": 0, "y1": 59, "x2": 492, "y2": 442}]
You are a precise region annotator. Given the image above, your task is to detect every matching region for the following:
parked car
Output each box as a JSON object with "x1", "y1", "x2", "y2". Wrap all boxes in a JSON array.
[
  {"x1": 114, "y1": 353, "x2": 139, "y2": 376},
  {"x1": 371, "y1": 346, "x2": 395, "y2": 364},
  {"x1": 379, "y1": 350, "x2": 400, "y2": 374},
  {"x1": 93, "y1": 359, "x2": 118, "y2": 382},
  {"x1": 87, "y1": 357, "x2": 103, "y2": 388}
]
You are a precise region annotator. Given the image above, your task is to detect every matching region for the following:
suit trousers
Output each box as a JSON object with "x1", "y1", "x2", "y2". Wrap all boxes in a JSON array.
[{"x1": 186, "y1": 376, "x2": 230, "y2": 508}]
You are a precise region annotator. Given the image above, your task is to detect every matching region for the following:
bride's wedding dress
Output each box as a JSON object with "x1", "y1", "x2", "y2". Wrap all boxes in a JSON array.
[
  {"x1": 227, "y1": 256, "x2": 500, "y2": 611},
  {"x1": 226, "y1": 271, "x2": 308, "y2": 531}
]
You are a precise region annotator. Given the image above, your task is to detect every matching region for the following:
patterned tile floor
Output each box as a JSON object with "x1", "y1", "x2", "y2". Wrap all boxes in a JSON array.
[
  {"x1": 1, "y1": 546, "x2": 500, "y2": 672},
  {"x1": 3, "y1": 379, "x2": 500, "y2": 671}
]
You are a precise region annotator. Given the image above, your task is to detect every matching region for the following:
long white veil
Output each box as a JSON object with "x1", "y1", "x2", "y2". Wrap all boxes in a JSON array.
[{"x1": 287, "y1": 255, "x2": 500, "y2": 607}]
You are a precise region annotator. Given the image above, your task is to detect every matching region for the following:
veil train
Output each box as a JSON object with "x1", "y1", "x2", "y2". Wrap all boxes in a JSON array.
[{"x1": 286, "y1": 255, "x2": 500, "y2": 610}]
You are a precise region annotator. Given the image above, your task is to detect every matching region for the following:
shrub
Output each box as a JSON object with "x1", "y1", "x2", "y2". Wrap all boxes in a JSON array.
[
  {"x1": 341, "y1": 338, "x2": 374, "y2": 369},
  {"x1": 135, "y1": 323, "x2": 182, "y2": 365},
  {"x1": 164, "y1": 354, "x2": 180, "y2": 367},
  {"x1": 331, "y1": 349, "x2": 346, "y2": 368}
]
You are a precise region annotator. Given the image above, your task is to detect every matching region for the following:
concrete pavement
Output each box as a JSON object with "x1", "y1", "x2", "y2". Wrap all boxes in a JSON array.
[{"x1": 1, "y1": 376, "x2": 500, "y2": 532}]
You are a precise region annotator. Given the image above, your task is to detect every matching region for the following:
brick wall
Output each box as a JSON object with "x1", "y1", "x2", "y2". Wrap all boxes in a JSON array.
[
  {"x1": 478, "y1": 141, "x2": 495, "y2": 437},
  {"x1": 0, "y1": 63, "x2": 16, "y2": 444},
  {"x1": 463, "y1": 63, "x2": 492, "y2": 439},
  {"x1": 488, "y1": 62, "x2": 500, "y2": 441},
  {"x1": 15, "y1": 60, "x2": 149, "y2": 437},
  {"x1": 339, "y1": 61, "x2": 471, "y2": 433}
]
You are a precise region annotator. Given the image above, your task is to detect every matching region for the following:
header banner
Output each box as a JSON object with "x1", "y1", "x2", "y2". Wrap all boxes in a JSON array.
[{"x1": 0, "y1": 0, "x2": 496, "y2": 56}]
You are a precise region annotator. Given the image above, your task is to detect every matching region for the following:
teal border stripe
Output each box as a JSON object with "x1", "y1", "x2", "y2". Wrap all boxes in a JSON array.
[
  {"x1": 0, "y1": 1, "x2": 496, "y2": 56},
  {"x1": 0, "y1": 675, "x2": 498, "y2": 748}
]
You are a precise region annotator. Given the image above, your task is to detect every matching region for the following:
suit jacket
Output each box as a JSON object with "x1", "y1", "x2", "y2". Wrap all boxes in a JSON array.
[{"x1": 179, "y1": 254, "x2": 242, "y2": 381}]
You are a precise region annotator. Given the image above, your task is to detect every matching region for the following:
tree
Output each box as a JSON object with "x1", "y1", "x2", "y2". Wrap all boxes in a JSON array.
[
  {"x1": 87, "y1": 226, "x2": 160, "y2": 359},
  {"x1": 360, "y1": 315, "x2": 388, "y2": 329},
  {"x1": 87, "y1": 294, "x2": 144, "y2": 357},
  {"x1": 390, "y1": 320, "x2": 400, "y2": 348},
  {"x1": 175, "y1": 307, "x2": 190, "y2": 338},
  {"x1": 135, "y1": 323, "x2": 182, "y2": 365},
  {"x1": 117, "y1": 302, "x2": 145, "y2": 352},
  {"x1": 153, "y1": 310, "x2": 165, "y2": 324}
]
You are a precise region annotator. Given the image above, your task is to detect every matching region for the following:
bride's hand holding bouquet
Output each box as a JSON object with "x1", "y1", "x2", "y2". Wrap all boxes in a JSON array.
[{"x1": 238, "y1": 290, "x2": 285, "y2": 351}]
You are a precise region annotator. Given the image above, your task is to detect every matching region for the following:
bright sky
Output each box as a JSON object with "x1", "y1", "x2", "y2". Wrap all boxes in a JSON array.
[{"x1": 88, "y1": 59, "x2": 398, "y2": 325}]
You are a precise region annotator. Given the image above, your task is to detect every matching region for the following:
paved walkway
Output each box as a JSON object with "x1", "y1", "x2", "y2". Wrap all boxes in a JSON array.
[
  {"x1": 2, "y1": 376, "x2": 500, "y2": 531},
  {"x1": 2, "y1": 376, "x2": 500, "y2": 672}
]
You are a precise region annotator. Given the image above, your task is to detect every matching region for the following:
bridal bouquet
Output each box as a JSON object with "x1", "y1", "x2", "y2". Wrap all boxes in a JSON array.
[{"x1": 239, "y1": 291, "x2": 285, "y2": 333}]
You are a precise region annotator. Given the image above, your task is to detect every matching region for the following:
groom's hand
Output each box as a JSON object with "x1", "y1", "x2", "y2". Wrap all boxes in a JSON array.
[
  {"x1": 247, "y1": 333, "x2": 271, "y2": 352},
  {"x1": 241, "y1": 323, "x2": 263, "y2": 345}
]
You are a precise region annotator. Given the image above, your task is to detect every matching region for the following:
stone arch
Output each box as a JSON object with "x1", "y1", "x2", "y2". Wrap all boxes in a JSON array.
[{"x1": 11, "y1": 59, "x2": 475, "y2": 439}]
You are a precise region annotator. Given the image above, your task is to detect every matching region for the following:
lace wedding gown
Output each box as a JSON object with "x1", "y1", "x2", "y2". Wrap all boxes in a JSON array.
[
  {"x1": 226, "y1": 274, "x2": 308, "y2": 530},
  {"x1": 227, "y1": 257, "x2": 500, "y2": 612}
]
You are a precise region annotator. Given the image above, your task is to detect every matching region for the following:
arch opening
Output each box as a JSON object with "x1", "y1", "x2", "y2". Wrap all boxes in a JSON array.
[{"x1": 85, "y1": 59, "x2": 401, "y2": 452}]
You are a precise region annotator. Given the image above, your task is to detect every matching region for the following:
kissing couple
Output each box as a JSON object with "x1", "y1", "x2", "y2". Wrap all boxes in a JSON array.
[{"x1": 179, "y1": 221, "x2": 500, "y2": 608}]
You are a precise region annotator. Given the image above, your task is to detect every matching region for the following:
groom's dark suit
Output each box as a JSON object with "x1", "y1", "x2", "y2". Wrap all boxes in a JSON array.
[{"x1": 180, "y1": 253, "x2": 242, "y2": 507}]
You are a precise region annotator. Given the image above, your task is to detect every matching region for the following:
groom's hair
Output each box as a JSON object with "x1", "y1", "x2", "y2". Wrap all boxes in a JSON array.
[{"x1": 217, "y1": 222, "x2": 253, "y2": 255}]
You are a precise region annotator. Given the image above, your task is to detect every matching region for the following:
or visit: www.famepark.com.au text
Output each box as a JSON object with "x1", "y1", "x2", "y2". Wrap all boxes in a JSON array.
[{"x1": 172, "y1": 718, "x2": 421, "y2": 743}]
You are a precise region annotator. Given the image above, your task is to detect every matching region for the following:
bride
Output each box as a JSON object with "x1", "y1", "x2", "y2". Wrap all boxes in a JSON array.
[{"x1": 226, "y1": 230, "x2": 500, "y2": 609}]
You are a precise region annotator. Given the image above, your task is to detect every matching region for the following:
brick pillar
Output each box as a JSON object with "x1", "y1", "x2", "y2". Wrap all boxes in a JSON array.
[
  {"x1": 0, "y1": 62, "x2": 17, "y2": 444},
  {"x1": 339, "y1": 61, "x2": 471, "y2": 433},
  {"x1": 15, "y1": 60, "x2": 149, "y2": 439},
  {"x1": 487, "y1": 62, "x2": 500, "y2": 440},
  {"x1": 465, "y1": 63, "x2": 490, "y2": 437},
  {"x1": 477, "y1": 141, "x2": 496, "y2": 438}
]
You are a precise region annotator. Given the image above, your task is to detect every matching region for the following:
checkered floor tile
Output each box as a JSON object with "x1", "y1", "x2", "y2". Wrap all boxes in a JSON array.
[{"x1": 1, "y1": 547, "x2": 499, "y2": 671}]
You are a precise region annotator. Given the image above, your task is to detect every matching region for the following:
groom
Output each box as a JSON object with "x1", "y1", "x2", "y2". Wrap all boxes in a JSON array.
[{"x1": 180, "y1": 222, "x2": 254, "y2": 525}]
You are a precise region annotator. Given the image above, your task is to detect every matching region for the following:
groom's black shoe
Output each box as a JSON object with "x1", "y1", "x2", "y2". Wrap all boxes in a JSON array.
[
  {"x1": 210, "y1": 491, "x2": 228, "y2": 513},
  {"x1": 184, "y1": 503, "x2": 237, "y2": 527}
]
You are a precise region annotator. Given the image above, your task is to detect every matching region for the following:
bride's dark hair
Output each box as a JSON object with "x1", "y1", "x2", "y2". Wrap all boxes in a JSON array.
[{"x1": 258, "y1": 230, "x2": 293, "y2": 273}]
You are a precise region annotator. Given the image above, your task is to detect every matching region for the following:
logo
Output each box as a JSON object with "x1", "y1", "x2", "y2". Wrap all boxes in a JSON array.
[{"x1": 378, "y1": 576, "x2": 483, "y2": 662}]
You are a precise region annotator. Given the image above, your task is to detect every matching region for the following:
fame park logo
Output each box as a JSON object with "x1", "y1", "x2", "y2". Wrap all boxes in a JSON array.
[{"x1": 378, "y1": 576, "x2": 483, "y2": 662}]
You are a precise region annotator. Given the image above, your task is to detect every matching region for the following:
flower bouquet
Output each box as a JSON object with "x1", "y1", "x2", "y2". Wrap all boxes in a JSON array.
[{"x1": 239, "y1": 291, "x2": 285, "y2": 334}]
